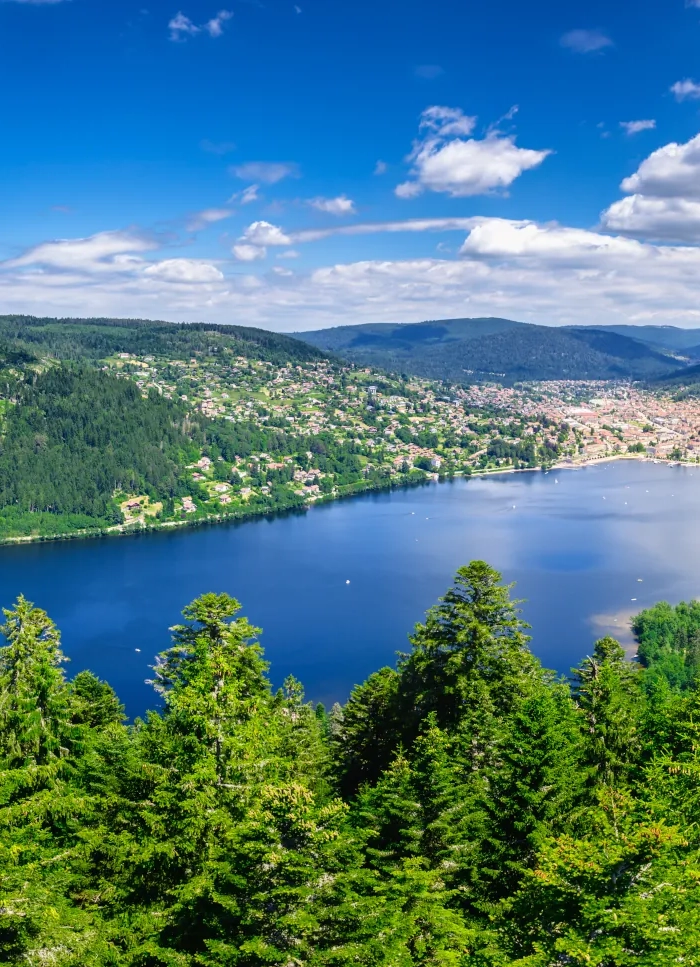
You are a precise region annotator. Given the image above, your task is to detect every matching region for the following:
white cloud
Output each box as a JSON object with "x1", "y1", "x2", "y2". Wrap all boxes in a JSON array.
[
  {"x1": 277, "y1": 249, "x2": 300, "y2": 259},
  {"x1": 231, "y1": 220, "x2": 292, "y2": 261},
  {"x1": 144, "y1": 259, "x2": 224, "y2": 283},
  {"x1": 560, "y1": 29, "x2": 613, "y2": 53},
  {"x1": 169, "y1": 9, "x2": 231, "y2": 41},
  {"x1": 169, "y1": 12, "x2": 200, "y2": 39},
  {"x1": 620, "y1": 133, "x2": 700, "y2": 199},
  {"x1": 414, "y1": 65, "x2": 444, "y2": 79},
  {"x1": 239, "y1": 221, "x2": 291, "y2": 246},
  {"x1": 204, "y1": 9, "x2": 232, "y2": 36},
  {"x1": 620, "y1": 119, "x2": 656, "y2": 135},
  {"x1": 419, "y1": 105, "x2": 476, "y2": 137},
  {"x1": 602, "y1": 194, "x2": 700, "y2": 241},
  {"x1": 396, "y1": 106, "x2": 550, "y2": 199},
  {"x1": 671, "y1": 79, "x2": 700, "y2": 101},
  {"x1": 308, "y1": 195, "x2": 356, "y2": 215},
  {"x1": 600, "y1": 132, "x2": 700, "y2": 242},
  {"x1": 230, "y1": 162, "x2": 300, "y2": 184},
  {"x1": 9, "y1": 220, "x2": 700, "y2": 331},
  {"x1": 227, "y1": 184, "x2": 261, "y2": 205},
  {"x1": 292, "y1": 216, "x2": 480, "y2": 243},
  {"x1": 5, "y1": 231, "x2": 157, "y2": 273},
  {"x1": 240, "y1": 184, "x2": 260, "y2": 204},
  {"x1": 459, "y1": 219, "x2": 644, "y2": 261},
  {"x1": 186, "y1": 207, "x2": 233, "y2": 231},
  {"x1": 374, "y1": 160, "x2": 387, "y2": 175},
  {"x1": 232, "y1": 244, "x2": 266, "y2": 262}
]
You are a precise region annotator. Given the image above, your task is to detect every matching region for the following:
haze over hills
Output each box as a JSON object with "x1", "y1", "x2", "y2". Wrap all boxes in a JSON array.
[
  {"x1": 294, "y1": 317, "x2": 693, "y2": 383},
  {"x1": 584, "y1": 325, "x2": 700, "y2": 354}
]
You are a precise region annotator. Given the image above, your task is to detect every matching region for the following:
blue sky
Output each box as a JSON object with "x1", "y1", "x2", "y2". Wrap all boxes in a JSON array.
[{"x1": 3, "y1": 0, "x2": 700, "y2": 329}]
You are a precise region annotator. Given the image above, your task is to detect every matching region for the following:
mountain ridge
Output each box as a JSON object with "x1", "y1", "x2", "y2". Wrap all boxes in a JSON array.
[{"x1": 293, "y1": 316, "x2": 689, "y2": 382}]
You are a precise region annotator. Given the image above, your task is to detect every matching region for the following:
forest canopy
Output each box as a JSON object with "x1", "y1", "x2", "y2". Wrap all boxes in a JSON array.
[{"x1": 1, "y1": 561, "x2": 699, "y2": 965}]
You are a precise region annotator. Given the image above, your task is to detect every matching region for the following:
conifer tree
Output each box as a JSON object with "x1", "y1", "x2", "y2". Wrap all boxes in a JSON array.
[
  {"x1": 332, "y1": 666, "x2": 400, "y2": 796},
  {"x1": 0, "y1": 597, "x2": 101, "y2": 964},
  {"x1": 478, "y1": 680, "x2": 585, "y2": 901},
  {"x1": 572, "y1": 636, "x2": 644, "y2": 788},
  {"x1": 398, "y1": 562, "x2": 539, "y2": 745}
]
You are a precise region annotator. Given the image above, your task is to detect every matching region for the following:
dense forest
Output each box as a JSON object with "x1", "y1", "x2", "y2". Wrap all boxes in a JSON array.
[
  {"x1": 2, "y1": 561, "x2": 700, "y2": 965},
  {"x1": 297, "y1": 317, "x2": 681, "y2": 383},
  {"x1": 0, "y1": 316, "x2": 328, "y2": 366},
  {"x1": 0, "y1": 366, "x2": 195, "y2": 535},
  {"x1": 0, "y1": 361, "x2": 395, "y2": 539}
]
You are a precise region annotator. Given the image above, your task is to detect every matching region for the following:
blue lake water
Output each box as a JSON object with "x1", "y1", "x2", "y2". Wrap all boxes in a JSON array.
[{"x1": 1, "y1": 460, "x2": 700, "y2": 718}]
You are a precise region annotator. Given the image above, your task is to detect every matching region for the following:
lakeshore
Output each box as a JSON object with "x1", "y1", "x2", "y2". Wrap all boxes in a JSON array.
[
  {"x1": 1, "y1": 460, "x2": 697, "y2": 718},
  {"x1": 0, "y1": 450, "x2": 687, "y2": 548}
]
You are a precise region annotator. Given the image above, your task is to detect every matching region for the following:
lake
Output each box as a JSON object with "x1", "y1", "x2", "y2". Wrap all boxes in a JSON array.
[{"x1": 1, "y1": 460, "x2": 699, "y2": 718}]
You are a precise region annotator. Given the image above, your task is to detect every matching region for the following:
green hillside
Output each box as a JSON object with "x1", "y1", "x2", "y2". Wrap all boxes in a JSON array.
[
  {"x1": 296, "y1": 316, "x2": 679, "y2": 382},
  {"x1": 0, "y1": 315, "x2": 328, "y2": 366}
]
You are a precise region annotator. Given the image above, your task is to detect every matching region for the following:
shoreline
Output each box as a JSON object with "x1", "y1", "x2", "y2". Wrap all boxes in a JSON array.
[{"x1": 0, "y1": 453, "x2": 691, "y2": 549}]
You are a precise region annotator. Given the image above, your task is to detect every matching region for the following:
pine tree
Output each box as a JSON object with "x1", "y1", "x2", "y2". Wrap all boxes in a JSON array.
[
  {"x1": 0, "y1": 597, "x2": 104, "y2": 964},
  {"x1": 332, "y1": 666, "x2": 401, "y2": 796},
  {"x1": 572, "y1": 636, "x2": 644, "y2": 789},
  {"x1": 397, "y1": 562, "x2": 540, "y2": 748},
  {"x1": 478, "y1": 679, "x2": 585, "y2": 901}
]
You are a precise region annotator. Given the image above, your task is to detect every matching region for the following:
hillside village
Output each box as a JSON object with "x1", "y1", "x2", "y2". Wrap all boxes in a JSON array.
[{"x1": 105, "y1": 348, "x2": 700, "y2": 527}]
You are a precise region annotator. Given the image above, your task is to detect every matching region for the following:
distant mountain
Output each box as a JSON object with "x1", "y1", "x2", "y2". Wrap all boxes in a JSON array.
[
  {"x1": 294, "y1": 317, "x2": 680, "y2": 383},
  {"x1": 581, "y1": 324, "x2": 700, "y2": 356}
]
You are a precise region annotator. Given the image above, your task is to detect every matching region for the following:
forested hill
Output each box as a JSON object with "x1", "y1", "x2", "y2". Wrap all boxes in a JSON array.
[
  {"x1": 295, "y1": 316, "x2": 681, "y2": 382},
  {"x1": 0, "y1": 317, "x2": 338, "y2": 540},
  {"x1": 3, "y1": 561, "x2": 700, "y2": 964},
  {"x1": 0, "y1": 315, "x2": 328, "y2": 365}
]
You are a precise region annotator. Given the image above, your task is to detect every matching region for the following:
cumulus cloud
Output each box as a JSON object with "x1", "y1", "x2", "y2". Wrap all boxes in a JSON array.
[
  {"x1": 374, "y1": 160, "x2": 387, "y2": 175},
  {"x1": 620, "y1": 133, "x2": 700, "y2": 199},
  {"x1": 143, "y1": 259, "x2": 224, "y2": 283},
  {"x1": 232, "y1": 244, "x2": 267, "y2": 262},
  {"x1": 185, "y1": 207, "x2": 233, "y2": 231},
  {"x1": 231, "y1": 221, "x2": 292, "y2": 261},
  {"x1": 239, "y1": 221, "x2": 291, "y2": 246},
  {"x1": 602, "y1": 195, "x2": 700, "y2": 241},
  {"x1": 395, "y1": 106, "x2": 550, "y2": 199},
  {"x1": 459, "y1": 219, "x2": 644, "y2": 261},
  {"x1": 560, "y1": 29, "x2": 613, "y2": 53},
  {"x1": 671, "y1": 79, "x2": 700, "y2": 101},
  {"x1": 169, "y1": 9, "x2": 232, "y2": 41},
  {"x1": 230, "y1": 161, "x2": 300, "y2": 184},
  {"x1": 601, "y1": 132, "x2": 700, "y2": 241},
  {"x1": 9, "y1": 220, "x2": 700, "y2": 331},
  {"x1": 620, "y1": 119, "x2": 656, "y2": 135},
  {"x1": 308, "y1": 195, "x2": 356, "y2": 215}
]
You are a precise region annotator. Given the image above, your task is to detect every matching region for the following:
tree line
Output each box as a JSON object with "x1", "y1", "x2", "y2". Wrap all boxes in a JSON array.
[{"x1": 1, "y1": 561, "x2": 699, "y2": 964}]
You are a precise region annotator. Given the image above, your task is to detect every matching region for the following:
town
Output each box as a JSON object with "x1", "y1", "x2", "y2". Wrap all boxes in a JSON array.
[{"x1": 105, "y1": 348, "x2": 700, "y2": 528}]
